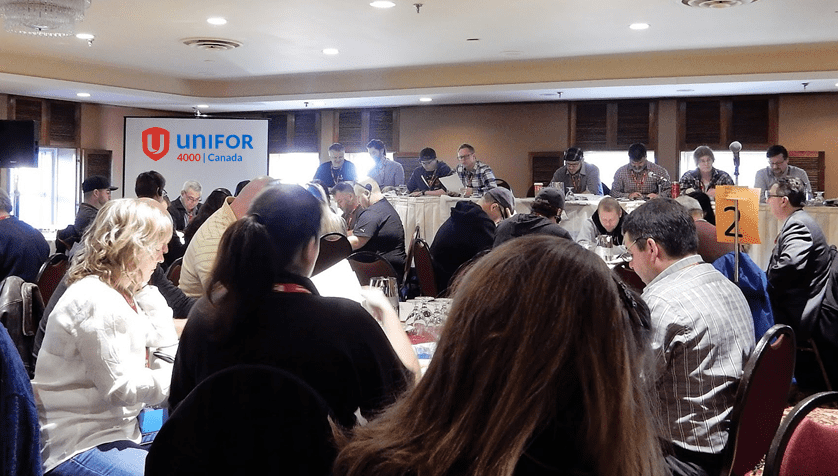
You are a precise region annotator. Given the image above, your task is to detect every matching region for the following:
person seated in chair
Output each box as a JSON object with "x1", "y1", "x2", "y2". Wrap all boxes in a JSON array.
[
  {"x1": 622, "y1": 198, "x2": 754, "y2": 476},
  {"x1": 494, "y1": 187, "x2": 570, "y2": 247},
  {"x1": 0, "y1": 188, "x2": 48, "y2": 283},
  {"x1": 576, "y1": 196, "x2": 625, "y2": 248}
]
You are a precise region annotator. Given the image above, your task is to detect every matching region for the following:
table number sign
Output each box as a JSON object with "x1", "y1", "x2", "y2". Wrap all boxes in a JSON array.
[{"x1": 715, "y1": 186, "x2": 761, "y2": 244}]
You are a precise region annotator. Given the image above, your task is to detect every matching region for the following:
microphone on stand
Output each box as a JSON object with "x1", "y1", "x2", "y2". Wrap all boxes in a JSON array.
[{"x1": 729, "y1": 141, "x2": 742, "y2": 185}]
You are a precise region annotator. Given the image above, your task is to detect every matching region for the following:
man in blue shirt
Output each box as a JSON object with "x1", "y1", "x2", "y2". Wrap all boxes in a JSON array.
[{"x1": 313, "y1": 143, "x2": 357, "y2": 189}]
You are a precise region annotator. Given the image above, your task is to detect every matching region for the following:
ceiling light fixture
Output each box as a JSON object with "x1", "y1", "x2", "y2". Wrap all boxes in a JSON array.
[
  {"x1": 196, "y1": 104, "x2": 209, "y2": 109},
  {"x1": 370, "y1": 1, "x2": 395, "y2": 8},
  {"x1": 75, "y1": 32, "x2": 92, "y2": 39},
  {"x1": 419, "y1": 97, "x2": 432, "y2": 102},
  {"x1": 76, "y1": 92, "x2": 90, "y2": 97},
  {"x1": 629, "y1": 23, "x2": 649, "y2": 30},
  {"x1": 207, "y1": 17, "x2": 227, "y2": 25},
  {"x1": 681, "y1": 0, "x2": 758, "y2": 8},
  {"x1": 322, "y1": 48, "x2": 339, "y2": 55},
  {"x1": 0, "y1": 0, "x2": 93, "y2": 37}
]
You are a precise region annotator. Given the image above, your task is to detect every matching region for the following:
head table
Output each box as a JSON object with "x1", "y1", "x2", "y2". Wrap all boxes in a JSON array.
[{"x1": 383, "y1": 194, "x2": 838, "y2": 271}]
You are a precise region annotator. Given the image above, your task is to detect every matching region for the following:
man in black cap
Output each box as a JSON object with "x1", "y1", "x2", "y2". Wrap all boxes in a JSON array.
[
  {"x1": 493, "y1": 187, "x2": 571, "y2": 247},
  {"x1": 407, "y1": 147, "x2": 452, "y2": 196},
  {"x1": 74, "y1": 175, "x2": 118, "y2": 237},
  {"x1": 551, "y1": 147, "x2": 602, "y2": 195}
]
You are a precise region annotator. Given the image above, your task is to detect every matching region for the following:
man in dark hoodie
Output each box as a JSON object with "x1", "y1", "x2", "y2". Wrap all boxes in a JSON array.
[
  {"x1": 494, "y1": 187, "x2": 571, "y2": 247},
  {"x1": 430, "y1": 188, "x2": 513, "y2": 293},
  {"x1": 407, "y1": 147, "x2": 452, "y2": 196},
  {"x1": 576, "y1": 197, "x2": 625, "y2": 248}
]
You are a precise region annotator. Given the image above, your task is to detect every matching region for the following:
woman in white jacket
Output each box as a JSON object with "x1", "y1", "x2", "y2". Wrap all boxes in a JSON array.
[{"x1": 33, "y1": 198, "x2": 178, "y2": 476}]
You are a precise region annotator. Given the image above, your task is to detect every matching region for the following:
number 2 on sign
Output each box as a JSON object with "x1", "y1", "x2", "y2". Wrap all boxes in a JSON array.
[{"x1": 723, "y1": 206, "x2": 742, "y2": 238}]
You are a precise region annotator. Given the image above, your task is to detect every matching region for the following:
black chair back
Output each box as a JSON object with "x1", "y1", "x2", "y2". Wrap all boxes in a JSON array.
[{"x1": 312, "y1": 233, "x2": 352, "y2": 276}]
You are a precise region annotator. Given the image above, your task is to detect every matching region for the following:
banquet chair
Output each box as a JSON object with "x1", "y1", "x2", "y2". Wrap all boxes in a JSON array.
[
  {"x1": 145, "y1": 365, "x2": 335, "y2": 476},
  {"x1": 402, "y1": 225, "x2": 421, "y2": 285},
  {"x1": 36, "y1": 252, "x2": 69, "y2": 306},
  {"x1": 165, "y1": 256, "x2": 183, "y2": 287},
  {"x1": 312, "y1": 232, "x2": 352, "y2": 276},
  {"x1": 444, "y1": 249, "x2": 491, "y2": 297},
  {"x1": 611, "y1": 261, "x2": 645, "y2": 294},
  {"x1": 411, "y1": 238, "x2": 438, "y2": 297},
  {"x1": 347, "y1": 251, "x2": 399, "y2": 287},
  {"x1": 718, "y1": 324, "x2": 796, "y2": 476},
  {"x1": 494, "y1": 179, "x2": 513, "y2": 194},
  {"x1": 763, "y1": 391, "x2": 838, "y2": 476}
]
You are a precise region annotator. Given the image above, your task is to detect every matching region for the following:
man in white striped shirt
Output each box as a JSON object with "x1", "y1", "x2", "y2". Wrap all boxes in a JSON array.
[{"x1": 623, "y1": 198, "x2": 754, "y2": 476}]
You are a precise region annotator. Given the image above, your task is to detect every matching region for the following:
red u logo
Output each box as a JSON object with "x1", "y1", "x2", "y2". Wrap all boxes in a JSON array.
[{"x1": 142, "y1": 127, "x2": 170, "y2": 161}]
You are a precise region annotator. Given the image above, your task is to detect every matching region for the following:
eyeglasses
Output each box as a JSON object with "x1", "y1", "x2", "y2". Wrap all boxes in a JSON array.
[
  {"x1": 618, "y1": 237, "x2": 642, "y2": 262},
  {"x1": 764, "y1": 191, "x2": 785, "y2": 200},
  {"x1": 769, "y1": 159, "x2": 786, "y2": 167},
  {"x1": 457, "y1": 152, "x2": 473, "y2": 161},
  {"x1": 419, "y1": 159, "x2": 435, "y2": 165}
]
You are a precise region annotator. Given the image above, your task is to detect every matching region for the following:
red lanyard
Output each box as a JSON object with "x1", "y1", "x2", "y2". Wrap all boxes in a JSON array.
[
  {"x1": 273, "y1": 283, "x2": 311, "y2": 294},
  {"x1": 631, "y1": 169, "x2": 648, "y2": 191}
]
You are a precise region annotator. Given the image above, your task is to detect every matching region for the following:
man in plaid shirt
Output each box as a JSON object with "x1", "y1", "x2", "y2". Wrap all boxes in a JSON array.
[
  {"x1": 611, "y1": 143, "x2": 671, "y2": 200},
  {"x1": 455, "y1": 143, "x2": 497, "y2": 198}
]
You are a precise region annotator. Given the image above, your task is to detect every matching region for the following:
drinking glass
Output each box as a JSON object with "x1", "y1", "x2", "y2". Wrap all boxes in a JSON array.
[
  {"x1": 594, "y1": 235, "x2": 613, "y2": 261},
  {"x1": 565, "y1": 186, "x2": 576, "y2": 201},
  {"x1": 369, "y1": 276, "x2": 399, "y2": 311}
]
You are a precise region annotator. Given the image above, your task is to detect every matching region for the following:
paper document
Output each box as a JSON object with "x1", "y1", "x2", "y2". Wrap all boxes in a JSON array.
[{"x1": 439, "y1": 174, "x2": 464, "y2": 192}]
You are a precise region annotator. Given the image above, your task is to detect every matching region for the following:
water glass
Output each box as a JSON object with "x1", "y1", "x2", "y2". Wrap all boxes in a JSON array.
[{"x1": 369, "y1": 276, "x2": 399, "y2": 311}]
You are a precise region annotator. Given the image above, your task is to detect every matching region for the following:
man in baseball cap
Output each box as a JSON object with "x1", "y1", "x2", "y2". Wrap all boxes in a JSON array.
[
  {"x1": 75, "y1": 175, "x2": 118, "y2": 237},
  {"x1": 493, "y1": 187, "x2": 570, "y2": 247}
]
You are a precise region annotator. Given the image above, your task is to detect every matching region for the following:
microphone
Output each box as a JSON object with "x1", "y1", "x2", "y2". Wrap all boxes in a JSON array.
[{"x1": 729, "y1": 141, "x2": 742, "y2": 168}]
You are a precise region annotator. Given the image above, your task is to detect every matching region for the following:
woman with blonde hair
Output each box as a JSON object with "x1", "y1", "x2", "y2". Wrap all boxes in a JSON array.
[
  {"x1": 334, "y1": 235, "x2": 666, "y2": 476},
  {"x1": 33, "y1": 199, "x2": 178, "y2": 476}
]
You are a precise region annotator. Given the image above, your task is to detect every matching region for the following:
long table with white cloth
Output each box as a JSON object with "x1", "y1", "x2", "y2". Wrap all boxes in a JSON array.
[{"x1": 385, "y1": 194, "x2": 838, "y2": 270}]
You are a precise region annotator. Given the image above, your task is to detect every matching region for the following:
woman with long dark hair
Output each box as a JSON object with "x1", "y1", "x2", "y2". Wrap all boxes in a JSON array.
[
  {"x1": 334, "y1": 235, "x2": 666, "y2": 476},
  {"x1": 169, "y1": 183, "x2": 418, "y2": 428}
]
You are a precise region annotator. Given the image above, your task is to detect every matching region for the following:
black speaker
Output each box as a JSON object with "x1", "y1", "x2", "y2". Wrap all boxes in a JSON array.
[{"x1": 0, "y1": 120, "x2": 38, "y2": 168}]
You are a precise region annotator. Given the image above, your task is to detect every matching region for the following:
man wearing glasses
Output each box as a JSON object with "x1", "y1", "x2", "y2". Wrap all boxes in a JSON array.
[
  {"x1": 765, "y1": 177, "x2": 832, "y2": 388},
  {"x1": 407, "y1": 147, "x2": 452, "y2": 196},
  {"x1": 622, "y1": 198, "x2": 753, "y2": 476},
  {"x1": 169, "y1": 180, "x2": 202, "y2": 232},
  {"x1": 755, "y1": 145, "x2": 812, "y2": 203},
  {"x1": 454, "y1": 143, "x2": 497, "y2": 198}
]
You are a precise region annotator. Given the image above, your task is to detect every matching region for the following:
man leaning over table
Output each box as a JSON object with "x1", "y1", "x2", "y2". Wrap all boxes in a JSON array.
[
  {"x1": 366, "y1": 139, "x2": 404, "y2": 190},
  {"x1": 455, "y1": 143, "x2": 497, "y2": 198},
  {"x1": 551, "y1": 147, "x2": 603, "y2": 195},
  {"x1": 407, "y1": 147, "x2": 451, "y2": 197},
  {"x1": 611, "y1": 143, "x2": 671, "y2": 200},
  {"x1": 622, "y1": 198, "x2": 753, "y2": 476}
]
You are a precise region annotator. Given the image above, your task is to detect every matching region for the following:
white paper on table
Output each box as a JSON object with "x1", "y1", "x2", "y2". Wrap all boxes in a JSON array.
[{"x1": 439, "y1": 174, "x2": 465, "y2": 193}]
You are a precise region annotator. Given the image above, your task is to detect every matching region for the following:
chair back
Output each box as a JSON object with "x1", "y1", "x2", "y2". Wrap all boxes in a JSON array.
[
  {"x1": 347, "y1": 251, "x2": 399, "y2": 286},
  {"x1": 145, "y1": 365, "x2": 335, "y2": 475},
  {"x1": 165, "y1": 256, "x2": 183, "y2": 287},
  {"x1": 611, "y1": 261, "x2": 645, "y2": 294},
  {"x1": 719, "y1": 324, "x2": 796, "y2": 476},
  {"x1": 764, "y1": 391, "x2": 838, "y2": 476},
  {"x1": 494, "y1": 179, "x2": 513, "y2": 194},
  {"x1": 402, "y1": 225, "x2": 421, "y2": 285},
  {"x1": 312, "y1": 233, "x2": 352, "y2": 276},
  {"x1": 445, "y1": 249, "x2": 491, "y2": 297},
  {"x1": 412, "y1": 238, "x2": 438, "y2": 297},
  {"x1": 0, "y1": 276, "x2": 45, "y2": 378},
  {"x1": 36, "y1": 253, "x2": 69, "y2": 305}
]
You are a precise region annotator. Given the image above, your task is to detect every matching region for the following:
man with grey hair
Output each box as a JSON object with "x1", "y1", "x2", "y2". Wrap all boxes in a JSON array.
[
  {"x1": 674, "y1": 195, "x2": 733, "y2": 264},
  {"x1": 168, "y1": 180, "x2": 202, "y2": 231},
  {"x1": 0, "y1": 188, "x2": 49, "y2": 283}
]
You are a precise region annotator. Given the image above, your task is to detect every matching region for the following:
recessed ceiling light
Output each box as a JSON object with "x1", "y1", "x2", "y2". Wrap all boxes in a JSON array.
[
  {"x1": 207, "y1": 17, "x2": 227, "y2": 25},
  {"x1": 322, "y1": 48, "x2": 339, "y2": 55},
  {"x1": 196, "y1": 104, "x2": 209, "y2": 109},
  {"x1": 76, "y1": 92, "x2": 91, "y2": 97},
  {"x1": 419, "y1": 97, "x2": 432, "y2": 102},
  {"x1": 630, "y1": 23, "x2": 650, "y2": 30},
  {"x1": 677, "y1": 89, "x2": 695, "y2": 92},
  {"x1": 835, "y1": 83, "x2": 838, "y2": 88},
  {"x1": 75, "y1": 33, "x2": 94, "y2": 40},
  {"x1": 370, "y1": 1, "x2": 395, "y2": 8}
]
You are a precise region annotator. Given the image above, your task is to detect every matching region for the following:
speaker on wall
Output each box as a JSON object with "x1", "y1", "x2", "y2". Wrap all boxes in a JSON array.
[{"x1": 0, "y1": 120, "x2": 38, "y2": 168}]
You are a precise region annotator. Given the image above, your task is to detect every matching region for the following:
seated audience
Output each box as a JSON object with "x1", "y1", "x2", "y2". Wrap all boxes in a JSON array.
[
  {"x1": 455, "y1": 143, "x2": 497, "y2": 197},
  {"x1": 494, "y1": 187, "x2": 570, "y2": 247},
  {"x1": 687, "y1": 190, "x2": 716, "y2": 225},
  {"x1": 168, "y1": 180, "x2": 202, "y2": 232},
  {"x1": 33, "y1": 199, "x2": 178, "y2": 476},
  {"x1": 765, "y1": 176, "x2": 833, "y2": 389},
  {"x1": 366, "y1": 139, "x2": 404, "y2": 190},
  {"x1": 334, "y1": 236, "x2": 666, "y2": 476},
  {"x1": 0, "y1": 188, "x2": 48, "y2": 283},
  {"x1": 169, "y1": 184, "x2": 418, "y2": 428},
  {"x1": 178, "y1": 177, "x2": 272, "y2": 297},
  {"x1": 134, "y1": 170, "x2": 185, "y2": 268},
  {"x1": 551, "y1": 147, "x2": 603, "y2": 195},
  {"x1": 675, "y1": 195, "x2": 734, "y2": 264},
  {"x1": 333, "y1": 181, "x2": 365, "y2": 231},
  {"x1": 576, "y1": 196, "x2": 625, "y2": 247},
  {"x1": 430, "y1": 199, "x2": 497, "y2": 295},
  {"x1": 478, "y1": 187, "x2": 515, "y2": 225},
  {"x1": 622, "y1": 198, "x2": 754, "y2": 476},
  {"x1": 344, "y1": 180, "x2": 407, "y2": 280},
  {"x1": 679, "y1": 146, "x2": 734, "y2": 199},
  {"x1": 183, "y1": 187, "x2": 232, "y2": 247},
  {"x1": 407, "y1": 147, "x2": 452, "y2": 196}
]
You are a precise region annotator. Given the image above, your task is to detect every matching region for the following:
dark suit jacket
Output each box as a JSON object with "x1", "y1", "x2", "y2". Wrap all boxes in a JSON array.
[{"x1": 767, "y1": 209, "x2": 831, "y2": 340}]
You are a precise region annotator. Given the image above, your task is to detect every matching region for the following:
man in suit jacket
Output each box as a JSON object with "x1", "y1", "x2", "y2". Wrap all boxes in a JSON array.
[{"x1": 766, "y1": 176, "x2": 833, "y2": 388}]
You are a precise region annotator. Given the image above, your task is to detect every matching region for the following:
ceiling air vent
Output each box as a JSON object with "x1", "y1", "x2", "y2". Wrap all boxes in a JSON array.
[
  {"x1": 681, "y1": 0, "x2": 758, "y2": 7},
  {"x1": 181, "y1": 38, "x2": 242, "y2": 51}
]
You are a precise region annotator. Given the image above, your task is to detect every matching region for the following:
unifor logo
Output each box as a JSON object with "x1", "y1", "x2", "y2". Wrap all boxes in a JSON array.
[{"x1": 142, "y1": 127, "x2": 170, "y2": 161}]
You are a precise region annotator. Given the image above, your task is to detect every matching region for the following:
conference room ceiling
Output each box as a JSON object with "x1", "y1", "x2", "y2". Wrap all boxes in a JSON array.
[{"x1": 0, "y1": 0, "x2": 837, "y2": 113}]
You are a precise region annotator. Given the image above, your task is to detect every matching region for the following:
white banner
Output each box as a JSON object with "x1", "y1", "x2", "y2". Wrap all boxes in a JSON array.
[{"x1": 123, "y1": 117, "x2": 269, "y2": 198}]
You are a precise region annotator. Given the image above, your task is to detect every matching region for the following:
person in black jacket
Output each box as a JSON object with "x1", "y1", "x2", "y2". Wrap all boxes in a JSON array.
[
  {"x1": 430, "y1": 201, "x2": 496, "y2": 294},
  {"x1": 494, "y1": 187, "x2": 571, "y2": 247},
  {"x1": 407, "y1": 147, "x2": 452, "y2": 196}
]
